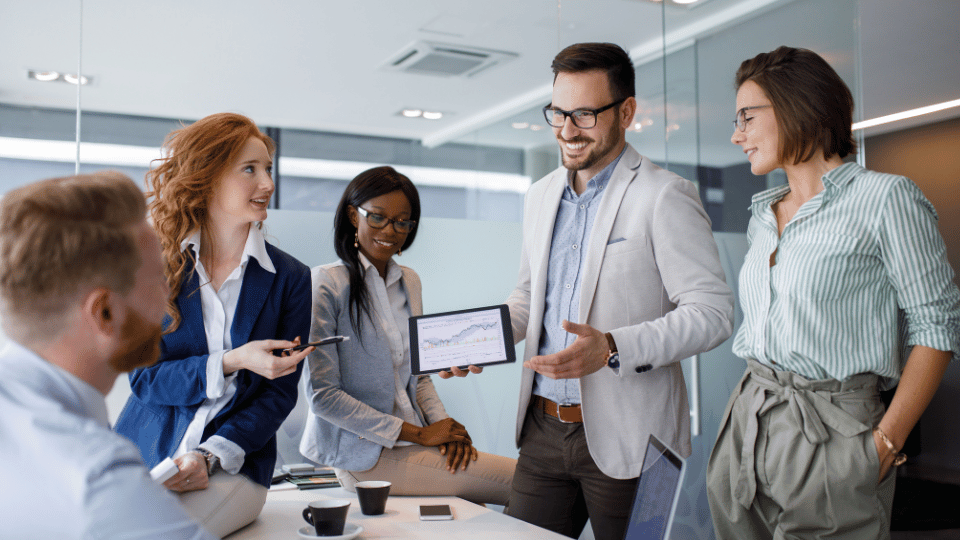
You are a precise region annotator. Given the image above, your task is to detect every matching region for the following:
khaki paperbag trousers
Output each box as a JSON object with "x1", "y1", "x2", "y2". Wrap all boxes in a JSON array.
[{"x1": 707, "y1": 360, "x2": 896, "y2": 540}]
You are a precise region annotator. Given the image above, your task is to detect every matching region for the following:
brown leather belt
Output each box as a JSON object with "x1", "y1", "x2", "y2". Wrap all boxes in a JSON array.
[{"x1": 534, "y1": 395, "x2": 582, "y2": 423}]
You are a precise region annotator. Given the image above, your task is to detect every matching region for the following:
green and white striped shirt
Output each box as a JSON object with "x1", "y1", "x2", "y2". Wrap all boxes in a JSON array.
[{"x1": 732, "y1": 162, "x2": 960, "y2": 381}]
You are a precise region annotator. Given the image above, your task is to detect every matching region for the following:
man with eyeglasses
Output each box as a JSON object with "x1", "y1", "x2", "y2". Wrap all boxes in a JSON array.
[{"x1": 501, "y1": 42, "x2": 734, "y2": 539}]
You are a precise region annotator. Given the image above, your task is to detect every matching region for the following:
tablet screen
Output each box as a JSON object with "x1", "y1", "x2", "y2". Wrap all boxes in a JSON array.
[{"x1": 410, "y1": 304, "x2": 515, "y2": 374}]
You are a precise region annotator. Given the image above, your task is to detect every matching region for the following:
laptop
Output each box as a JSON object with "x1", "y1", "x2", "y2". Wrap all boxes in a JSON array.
[{"x1": 623, "y1": 434, "x2": 687, "y2": 540}]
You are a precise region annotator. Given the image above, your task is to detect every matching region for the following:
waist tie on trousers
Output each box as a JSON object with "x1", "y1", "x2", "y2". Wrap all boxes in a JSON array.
[{"x1": 733, "y1": 360, "x2": 879, "y2": 509}]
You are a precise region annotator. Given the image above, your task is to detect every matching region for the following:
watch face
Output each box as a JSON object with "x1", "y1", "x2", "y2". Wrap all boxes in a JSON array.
[{"x1": 608, "y1": 352, "x2": 620, "y2": 369}]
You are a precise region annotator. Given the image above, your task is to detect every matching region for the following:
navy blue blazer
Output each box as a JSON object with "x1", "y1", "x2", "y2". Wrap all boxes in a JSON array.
[{"x1": 115, "y1": 241, "x2": 311, "y2": 487}]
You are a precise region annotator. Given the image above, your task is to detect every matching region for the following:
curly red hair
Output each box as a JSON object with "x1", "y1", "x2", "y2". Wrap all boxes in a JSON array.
[{"x1": 147, "y1": 112, "x2": 275, "y2": 332}]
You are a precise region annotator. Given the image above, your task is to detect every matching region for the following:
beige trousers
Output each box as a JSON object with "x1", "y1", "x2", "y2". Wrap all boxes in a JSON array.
[
  {"x1": 707, "y1": 360, "x2": 896, "y2": 540},
  {"x1": 177, "y1": 473, "x2": 267, "y2": 538},
  {"x1": 336, "y1": 445, "x2": 516, "y2": 506}
]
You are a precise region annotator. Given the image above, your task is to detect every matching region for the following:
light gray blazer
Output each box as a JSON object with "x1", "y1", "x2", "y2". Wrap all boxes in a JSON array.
[
  {"x1": 299, "y1": 261, "x2": 448, "y2": 471},
  {"x1": 505, "y1": 144, "x2": 735, "y2": 479}
]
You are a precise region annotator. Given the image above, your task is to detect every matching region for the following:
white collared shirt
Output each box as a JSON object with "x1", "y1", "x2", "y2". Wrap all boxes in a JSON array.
[
  {"x1": 0, "y1": 341, "x2": 215, "y2": 539},
  {"x1": 358, "y1": 253, "x2": 422, "y2": 441},
  {"x1": 173, "y1": 225, "x2": 276, "y2": 473}
]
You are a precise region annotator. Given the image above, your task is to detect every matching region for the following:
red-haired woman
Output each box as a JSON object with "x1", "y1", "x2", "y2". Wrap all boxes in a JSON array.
[{"x1": 115, "y1": 112, "x2": 312, "y2": 537}]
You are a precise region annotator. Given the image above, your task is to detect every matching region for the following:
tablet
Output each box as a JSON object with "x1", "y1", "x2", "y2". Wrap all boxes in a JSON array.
[{"x1": 410, "y1": 304, "x2": 515, "y2": 375}]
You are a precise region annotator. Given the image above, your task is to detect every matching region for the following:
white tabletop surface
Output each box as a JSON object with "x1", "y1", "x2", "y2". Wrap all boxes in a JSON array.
[{"x1": 225, "y1": 487, "x2": 567, "y2": 540}]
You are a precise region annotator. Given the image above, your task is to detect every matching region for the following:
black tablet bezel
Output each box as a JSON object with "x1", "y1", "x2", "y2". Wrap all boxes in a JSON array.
[{"x1": 409, "y1": 304, "x2": 515, "y2": 375}]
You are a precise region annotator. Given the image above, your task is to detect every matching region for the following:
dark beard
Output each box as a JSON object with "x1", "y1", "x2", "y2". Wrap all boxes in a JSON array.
[
  {"x1": 559, "y1": 123, "x2": 622, "y2": 173},
  {"x1": 108, "y1": 307, "x2": 162, "y2": 372}
]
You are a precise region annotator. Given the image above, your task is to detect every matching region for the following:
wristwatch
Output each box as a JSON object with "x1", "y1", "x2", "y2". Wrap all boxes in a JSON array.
[
  {"x1": 605, "y1": 332, "x2": 620, "y2": 369},
  {"x1": 193, "y1": 447, "x2": 222, "y2": 476}
]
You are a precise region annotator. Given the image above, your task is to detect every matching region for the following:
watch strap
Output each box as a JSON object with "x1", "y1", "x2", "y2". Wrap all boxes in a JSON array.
[
  {"x1": 604, "y1": 332, "x2": 618, "y2": 354},
  {"x1": 193, "y1": 447, "x2": 222, "y2": 476},
  {"x1": 605, "y1": 332, "x2": 620, "y2": 369}
]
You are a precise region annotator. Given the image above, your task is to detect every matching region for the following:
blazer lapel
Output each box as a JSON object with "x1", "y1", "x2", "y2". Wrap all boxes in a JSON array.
[
  {"x1": 578, "y1": 147, "x2": 641, "y2": 323},
  {"x1": 176, "y1": 257, "x2": 208, "y2": 354},
  {"x1": 231, "y1": 257, "x2": 275, "y2": 347},
  {"x1": 532, "y1": 172, "x2": 567, "y2": 294},
  {"x1": 401, "y1": 268, "x2": 423, "y2": 317}
]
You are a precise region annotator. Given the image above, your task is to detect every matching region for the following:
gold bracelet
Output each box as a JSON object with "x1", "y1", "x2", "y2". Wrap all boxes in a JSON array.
[{"x1": 875, "y1": 427, "x2": 908, "y2": 466}]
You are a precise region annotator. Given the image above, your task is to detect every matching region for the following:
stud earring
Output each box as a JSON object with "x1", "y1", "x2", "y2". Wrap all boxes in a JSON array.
[
  {"x1": 354, "y1": 232, "x2": 359, "y2": 249},
  {"x1": 397, "y1": 248, "x2": 402, "y2": 257}
]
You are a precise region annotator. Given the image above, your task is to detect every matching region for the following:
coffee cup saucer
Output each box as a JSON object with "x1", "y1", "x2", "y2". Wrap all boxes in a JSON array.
[{"x1": 297, "y1": 523, "x2": 363, "y2": 539}]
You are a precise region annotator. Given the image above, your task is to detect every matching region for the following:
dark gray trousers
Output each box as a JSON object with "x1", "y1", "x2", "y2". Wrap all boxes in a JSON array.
[{"x1": 505, "y1": 404, "x2": 639, "y2": 539}]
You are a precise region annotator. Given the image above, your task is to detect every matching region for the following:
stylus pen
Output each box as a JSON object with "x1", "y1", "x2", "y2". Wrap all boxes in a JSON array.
[{"x1": 280, "y1": 336, "x2": 350, "y2": 352}]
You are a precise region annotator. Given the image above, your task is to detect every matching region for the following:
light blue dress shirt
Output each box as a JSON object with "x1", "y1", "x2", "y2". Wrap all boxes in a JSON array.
[
  {"x1": 0, "y1": 341, "x2": 214, "y2": 539},
  {"x1": 533, "y1": 149, "x2": 625, "y2": 405}
]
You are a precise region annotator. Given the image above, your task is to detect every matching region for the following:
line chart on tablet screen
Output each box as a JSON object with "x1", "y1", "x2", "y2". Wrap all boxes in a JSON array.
[{"x1": 416, "y1": 309, "x2": 508, "y2": 369}]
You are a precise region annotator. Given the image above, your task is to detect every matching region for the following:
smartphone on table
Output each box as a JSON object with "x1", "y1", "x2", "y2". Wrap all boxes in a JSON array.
[{"x1": 419, "y1": 504, "x2": 454, "y2": 521}]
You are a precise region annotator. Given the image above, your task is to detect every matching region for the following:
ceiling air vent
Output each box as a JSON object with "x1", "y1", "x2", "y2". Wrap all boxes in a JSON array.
[{"x1": 383, "y1": 41, "x2": 518, "y2": 78}]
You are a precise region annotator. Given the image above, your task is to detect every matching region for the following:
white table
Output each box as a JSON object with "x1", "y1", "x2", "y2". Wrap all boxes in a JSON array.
[{"x1": 225, "y1": 487, "x2": 567, "y2": 539}]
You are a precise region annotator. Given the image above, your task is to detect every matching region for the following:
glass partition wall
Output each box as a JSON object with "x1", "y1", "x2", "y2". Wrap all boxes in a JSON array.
[{"x1": 0, "y1": 2, "x2": 873, "y2": 539}]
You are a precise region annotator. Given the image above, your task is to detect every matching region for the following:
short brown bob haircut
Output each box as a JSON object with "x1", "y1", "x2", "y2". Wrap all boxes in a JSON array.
[
  {"x1": 0, "y1": 171, "x2": 146, "y2": 342},
  {"x1": 736, "y1": 46, "x2": 857, "y2": 165}
]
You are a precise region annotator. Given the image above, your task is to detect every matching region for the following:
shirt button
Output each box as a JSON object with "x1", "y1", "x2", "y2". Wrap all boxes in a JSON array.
[
  {"x1": 565, "y1": 284, "x2": 571, "y2": 289},
  {"x1": 572, "y1": 244, "x2": 578, "y2": 249},
  {"x1": 580, "y1": 204, "x2": 585, "y2": 209}
]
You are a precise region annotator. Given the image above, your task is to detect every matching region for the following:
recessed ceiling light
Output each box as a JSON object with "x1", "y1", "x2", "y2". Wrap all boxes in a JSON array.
[
  {"x1": 29, "y1": 70, "x2": 61, "y2": 82},
  {"x1": 401, "y1": 109, "x2": 423, "y2": 118},
  {"x1": 63, "y1": 73, "x2": 90, "y2": 84},
  {"x1": 511, "y1": 122, "x2": 529, "y2": 130},
  {"x1": 673, "y1": 0, "x2": 700, "y2": 4},
  {"x1": 422, "y1": 111, "x2": 443, "y2": 120},
  {"x1": 62, "y1": 73, "x2": 90, "y2": 85},
  {"x1": 29, "y1": 70, "x2": 92, "y2": 85},
  {"x1": 529, "y1": 125, "x2": 543, "y2": 131}
]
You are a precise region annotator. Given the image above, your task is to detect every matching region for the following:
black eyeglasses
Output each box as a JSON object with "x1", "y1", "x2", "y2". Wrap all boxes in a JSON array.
[
  {"x1": 355, "y1": 206, "x2": 417, "y2": 234},
  {"x1": 733, "y1": 105, "x2": 771, "y2": 132},
  {"x1": 542, "y1": 99, "x2": 626, "y2": 129}
]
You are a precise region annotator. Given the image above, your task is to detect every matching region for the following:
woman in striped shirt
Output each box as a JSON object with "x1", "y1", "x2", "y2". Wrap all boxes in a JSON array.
[{"x1": 706, "y1": 46, "x2": 960, "y2": 540}]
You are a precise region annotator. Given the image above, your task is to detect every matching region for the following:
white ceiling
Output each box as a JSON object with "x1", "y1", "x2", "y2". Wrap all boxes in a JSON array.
[{"x1": 1, "y1": 0, "x2": 958, "y2": 168}]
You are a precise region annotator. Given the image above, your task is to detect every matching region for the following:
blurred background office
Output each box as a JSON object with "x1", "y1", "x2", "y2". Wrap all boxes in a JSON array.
[{"x1": 1, "y1": 1, "x2": 958, "y2": 538}]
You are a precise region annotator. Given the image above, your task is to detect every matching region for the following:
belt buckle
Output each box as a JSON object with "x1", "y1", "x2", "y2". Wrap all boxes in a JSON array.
[{"x1": 556, "y1": 402, "x2": 576, "y2": 423}]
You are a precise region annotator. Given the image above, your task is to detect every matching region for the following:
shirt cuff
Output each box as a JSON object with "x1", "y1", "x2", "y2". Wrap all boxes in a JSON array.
[
  {"x1": 200, "y1": 436, "x2": 245, "y2": 475},
  {"x1": 205, "y1": 351, "x2": 228, "y2": 398}
]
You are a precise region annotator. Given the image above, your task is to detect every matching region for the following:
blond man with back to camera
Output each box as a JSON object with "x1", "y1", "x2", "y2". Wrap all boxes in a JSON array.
[{"x1": 0, "y1": 172, "x2": 215, "y2": 540}]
